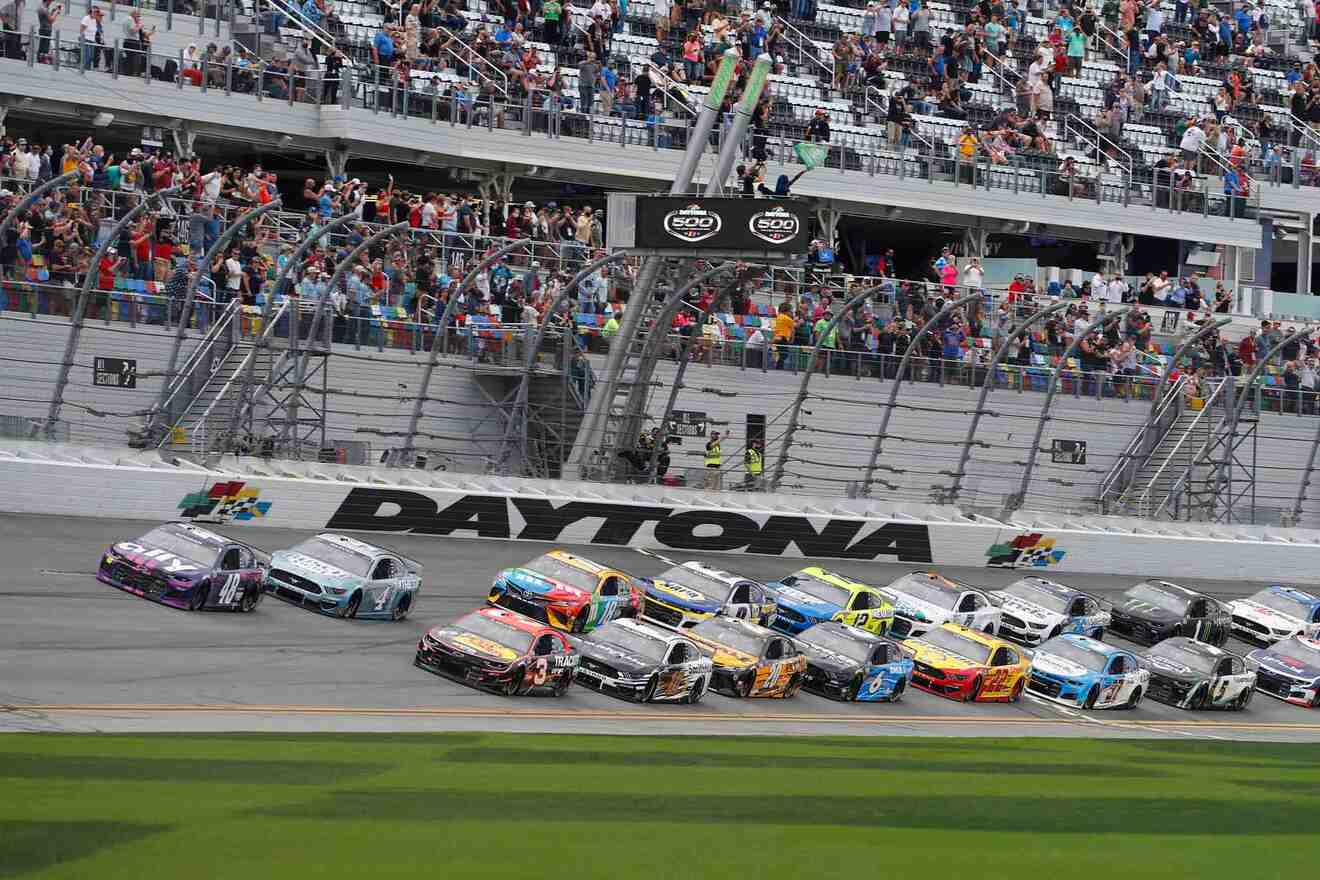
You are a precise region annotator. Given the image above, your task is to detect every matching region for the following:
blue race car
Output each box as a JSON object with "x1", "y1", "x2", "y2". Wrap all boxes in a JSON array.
[
  {"x1": 795, "y1": 621, "x2": 914, "y2": 702},
  {"x1": 1026, "y1": 634, "x2": 1150, "y2": 710},
  {"x1": 264, "y1": 533, "x2": 422, "y2": 620}
]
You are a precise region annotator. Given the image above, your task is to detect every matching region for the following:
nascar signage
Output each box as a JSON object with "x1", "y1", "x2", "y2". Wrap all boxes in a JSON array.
[{"x1": 635, "y1": 197, "x2": 810, "y2": 252}]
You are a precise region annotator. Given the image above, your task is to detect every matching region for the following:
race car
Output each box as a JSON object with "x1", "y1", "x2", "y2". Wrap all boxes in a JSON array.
[
  {"x1": 265, "y1": 533, "x2": 422, "y2": 619},
  {"x1": 488, "y1": 549, "x2": 643, "y2": 633},
  {"x1": 1107, "y1": 580, "x2": 1231, "y2": 646},
  {"x1": 1140, "y1": 637, "x2": 1255, "y2": 710},
  {"x1": 1025, "y1": 634, "x2": 1149, "y2": 709},
  {"x1": 415, "y1": 606, "x2": 577, "y2": 696},
  {"x1": 98, "y1": 521, "x2": 267, "y2": 612},
  {"x1": 640, "y1": 560, "x2": 777, "y2": 629},
  {"x1": 573, "y1": 618, "x2": 713, "y2": 703},
  {"x1": 1245, "y1": 636, "x2": 1320, "y2": 707},
  {"x1": 795, "y1": 621, "x2": 914, "y2": 702},
  {"x1": 685, "y1": 616, "x2": 808, "y2": 698},
  {"x1": 901, "y1": 623, "x2": 1030, "y2": 702},
  {"x1": 877, "y1": 571, "x2": 1000, "y2": 639},
  {"x1": 989, "y1": 576, "x2": 1111, "y2": 646},
  {"x1": 1227, "y1": 585, "x2": 1320, "y2": 646},
  {"x1": 764, "y1": 567, "x2": 894, "y2": 636}
]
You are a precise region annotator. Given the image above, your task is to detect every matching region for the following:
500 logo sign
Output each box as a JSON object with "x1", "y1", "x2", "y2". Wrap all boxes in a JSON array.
[{"x1": 325, "y1": 489, "x2": 933, "y2": 562}]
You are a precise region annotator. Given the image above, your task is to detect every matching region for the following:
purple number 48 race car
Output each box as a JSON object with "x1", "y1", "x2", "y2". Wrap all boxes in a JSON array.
[{"x1": 98, "y1": 522, "x2": 268, "y2": 612}]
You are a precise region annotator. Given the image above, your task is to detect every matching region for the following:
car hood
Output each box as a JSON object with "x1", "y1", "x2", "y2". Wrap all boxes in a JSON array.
[
  {"x1": 878, "y1": 589, "x2": 949, "y2": 623},
  {"x1": 798, "y1": 643, "x2": 860, "y2": 676},
  {"x1": 577, "y1": 639, "x2": 657, "y2": 674},
  {"x1": 428, "y1": 626, "x2": 521, "y2": 664},
  {"x1": 769, "y1": 584, "x2": 843, "y2": 617},
  {"x1": 109, "y1": 542, "x2": 207, "y2": 581},
  {"x1": 990, "y1": 593, "x2": 1062, "y2": 626},
  {"x1": 645, "y1": 579, "x2": 721, "y2": 613},
  {"x1": 1113, "y1": 600, "x2": 1182, "y2": 625},
  {"x1": 1141, "y1": 654, "x2": 1202, "y2": 682},
  {"x1": 272, "y1": 551, "x2": 364, "y2": 590},
  {"x1": 1031, "y1": 651, "x2": 1094, "y2": 679},
  {"x1": 1228, "y1": 600, "x2": 1305, "y2": 632},
  {"x1": 1252, "y1": 648, "x2": 1320, "y2": 681},
  {"x1": 500, "y1": 567, "x2": 591, "y2": 601},
  {"x1": 905, "y1": 642, "x2": 984, "y2": 671}
]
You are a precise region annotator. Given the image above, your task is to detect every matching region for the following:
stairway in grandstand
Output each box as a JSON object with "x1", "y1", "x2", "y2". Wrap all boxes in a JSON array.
[
  {"x1": 1114, "y1": 397, "x2": 1219, "y2": 520},
  {"x1": 164, "y1": 341, "x2": 270, "y2": 453}
]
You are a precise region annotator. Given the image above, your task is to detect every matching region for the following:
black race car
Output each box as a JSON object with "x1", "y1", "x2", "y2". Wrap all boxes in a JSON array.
[
  {"x1": 1139, "y1": 637, "x2": 1256, "y2": 710},
  {"x1": 97, "y1": 522, "x2": 267, "y2": 612},
  {"x1": 1107, "y1": 580, "x2": 1231, "y2": 647},
  {"x1": 794, "y1": 622, "x2": 914, "y2": 702},
  {"x1": 573, "y1": 619, "x2": 713, "y2": 703}
]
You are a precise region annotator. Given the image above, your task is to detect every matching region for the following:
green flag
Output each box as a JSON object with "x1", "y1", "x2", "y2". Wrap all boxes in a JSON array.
[{"x1": 794, "y1": 142, "x2": 829, "y2": 171}]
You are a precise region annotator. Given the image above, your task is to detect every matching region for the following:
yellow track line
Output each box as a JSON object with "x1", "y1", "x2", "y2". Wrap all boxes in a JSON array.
[{"x1": 6, "y1": 703, "x2": 1320, "y2": 731}]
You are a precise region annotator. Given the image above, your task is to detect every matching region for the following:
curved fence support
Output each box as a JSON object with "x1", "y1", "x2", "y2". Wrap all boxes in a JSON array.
[
  {"x1": 860, "y1": 291, "x2": 983, "y2": 493},
  {"x1": 948, "y1": 300, "x2": 1071, "y2": 505},
  {"x1": 402, "y1": 238, "x2": 531, "y2": 462},
  {"x1": 1005, "y1": 306, "x2": 1131, "y2": 518},
  {"x1": 45, "y1": 186, "x2": 184, "y2": 438},
  {"x1": 768, "y1": 284, "x2": 885, "y2": 492},
  {"x1": 1213, "y1": 324, "x2": 1317, "y2": 522},
  {"x1": 1148, "y1": 318, "x2": 1235, "y2": 424},
  {"x1": 497, "y1": 250, "x2": 631, "y2": 475},
  {"x1": 146, "y1": 198, "x2": 283, "y2": 441}
]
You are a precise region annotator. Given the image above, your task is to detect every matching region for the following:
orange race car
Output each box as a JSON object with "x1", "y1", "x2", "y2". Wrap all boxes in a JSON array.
[
  {"x1": 684, "y1": 616, "x2": 808, "y2": 698},
  {"x1": 488, "y1": 549, "x2": 643, "y2": 633},
  {"x1": 902, "y1": 623, "x2": 1030, "y2": 702}
]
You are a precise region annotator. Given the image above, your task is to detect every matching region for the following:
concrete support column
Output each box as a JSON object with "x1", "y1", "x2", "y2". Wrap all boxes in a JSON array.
[
  {"x1": 324, "y1": 147, "x2": 349, "y2": 180},
  {"x1": 170, "y1": 126, "x2": 197, "y2": 159},
  {"x1": 961, "y1": 226, "x2": 988, "y2": 261},
  {"x1": 814, "y1": 205, "x2": 839, "y2": 251},
  {"x1": 1299, "y1": 212, "x2": 1314, "y2": 296}
]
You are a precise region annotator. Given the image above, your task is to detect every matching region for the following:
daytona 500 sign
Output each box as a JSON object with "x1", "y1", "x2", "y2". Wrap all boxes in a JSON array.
[{"x1": 325, "y1": 488, "x2": 934, "y2": 561}]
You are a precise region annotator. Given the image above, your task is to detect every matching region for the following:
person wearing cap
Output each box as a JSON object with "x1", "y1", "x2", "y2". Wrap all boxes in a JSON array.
[{"x1": 807, "y1": 107, "x2": 831, "y2": 143}]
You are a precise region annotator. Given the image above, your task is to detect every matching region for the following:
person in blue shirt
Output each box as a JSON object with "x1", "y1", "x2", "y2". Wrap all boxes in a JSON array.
[
  {"x1": 372, "y1": 24, "x2": 395, "y2": 78},
  {"x1": 1055, "y1": 10, "x2": 1073, "y2": 33},
  {"x1": 348, "y1": 264, "x2": 376, "y2": 345},
  {"x1": 300, "y1": 0, "x2": 323, "y2": 27}
]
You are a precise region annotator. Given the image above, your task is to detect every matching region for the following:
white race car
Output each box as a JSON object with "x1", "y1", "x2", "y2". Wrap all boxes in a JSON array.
[
  {"x1": 876, "y1": 571, "x2": 1000, "y2": 639},
  {"x1": 989, "y1": 576, "x2": 1112, "y2": 647},
  {"x1": 1227, "y1": 586, "x2": 1320, "y2": 646}
]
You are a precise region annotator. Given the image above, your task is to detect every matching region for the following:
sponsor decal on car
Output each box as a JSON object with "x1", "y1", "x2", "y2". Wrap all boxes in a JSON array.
[
  {"x1": 178, "y1": 481, "x2": 273, "y2": 523},
  {"x1": 986, "y1": 532, "x2": 1066, "y2": 568},
  {"x1": 452, "y1": 634, "x2": 519, "y2": 661},
  {"x1": 115, "y1": 542, "x2": 202, "y2": 574}
]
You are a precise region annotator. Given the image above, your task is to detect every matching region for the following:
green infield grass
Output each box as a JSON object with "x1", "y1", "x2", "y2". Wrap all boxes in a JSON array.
[{"x1": 2, "y1": 733, "x2": 1317, "y2": 879}]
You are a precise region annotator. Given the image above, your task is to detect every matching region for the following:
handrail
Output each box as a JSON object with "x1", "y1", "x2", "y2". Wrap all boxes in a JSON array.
[
  {"x1": 773, "y1": 16, "x2": 832, "y2": 82},
  {"x1": 1096, "y1": 21, "x2": 1127, "y2": 61},
  {"x1": 1130, "y1": 377, "x2": 1228, "y2": 516},
  {"x1": 863, "y1": 87, "x2": 935, "y2": 154},
  {"x1": 1063, "y1": 112, "x2": 1133, "y2": 174},
  {"x1": 433, "y1": 23, "x2": 509, "y2": 101},
  {"x1": 1097, "y1": 374, "x2": 1186, "y2": 505},
  {"x1": 1199, "y1": 144, "x2": 1254, "y2": 184},
  {"x1": 1287, "y1": 112, "x2": 1320, "y2": 152},
  {"x1": 646, "y1": 63, "x2": 697, "y2": 118},
  {"x1": 260, "y1": 0, "x2": 360, "y2": 70},
  {"x1": 155, "y1": 298, "x2": 243, "y2": 417},
  {"x1": 978, "y1": 47, "x2": 1018, "y2": 104},
  {"x1": 188, "y1": 299, "x2": 291, "y2": 451}
]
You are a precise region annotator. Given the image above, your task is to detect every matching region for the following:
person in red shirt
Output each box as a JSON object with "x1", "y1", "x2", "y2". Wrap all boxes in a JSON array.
[
  {"x1": 1007, "y1": 274, "x2": 1027, "y2": 303},
  {"x1": 1238, "y1": 328, "x2": 1258, "y2": 368}
]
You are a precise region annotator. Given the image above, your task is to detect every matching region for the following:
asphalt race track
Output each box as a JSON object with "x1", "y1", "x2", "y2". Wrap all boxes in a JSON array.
[{"x1": 2, "y1": 514, "x2": 1319, "y2": 741}]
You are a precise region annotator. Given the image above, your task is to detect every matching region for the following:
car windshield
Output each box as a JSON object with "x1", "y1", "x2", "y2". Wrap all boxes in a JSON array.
[
  {"x1": 693, "y1": 619, "x2": 765, "y2": 656},
  {"x1": 801, "y1": 627, "x2": 873, "y2": 665},
  {"x1": 1149, "y1": 641, "x2": 1217, "y2": 673},
  {"x1": 917, "y1": 628, "x2": 991, "y2": 665},
  {"x1": 890, "y1": 574, "x2": 960, "y2": 609},
  {"x1": 1271, "y1": 639, "x2": 1320, "y2": 665},
  {"x1": 781, "y1": 573, "x2": 853, "y2": 607},
  {"x1": 589, "y1": 625, "x2": 669, "y2": 661},
  {"x1": 1127, "y1": 583, "x2": 1190, "y2": 614},
  {"x1": 1003, "y1": 580, "x2": 1072, "y2": 613},
  {"x1": 454, "y1": 612, "x2": 534, "y2": 654},
  {"x1": 525, "y1": 554, "x2": 600, "y2": 593},
  {"x1": 1251, "y1": 589, "x2": 1312, "y2": 620},
  {"x1": 138, "y1": 526, "x2": 219, "y2": 566},
  {"x1": 1042, "y1": 639, "x2": 1110, "y2": 672},
  {"x1": 291, "y1": 537, "x2": 374, "y2": 576},
  {"x1": 656, "y1": 565, "x2": 719, "y2": 597}
]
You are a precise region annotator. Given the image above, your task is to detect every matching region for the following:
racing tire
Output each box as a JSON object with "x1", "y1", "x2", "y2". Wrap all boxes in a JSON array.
[
  {"x1": 503, "y1": 667, "x2": 524, "y2": 697},
  {"x1": 1083, "y1": 685, "x2": 1100, "y2": 709},
  {"x1": 188, "y1": 582, "x2": 209, "y2": 612},
  {"x1": 1233, "y1": 687, "x2": 1253, "y2": 712},
  {"x1": 783, "y1": 673, "x2": 802, "y2": 698},
  {"x1": 342, "y1": 591, "x2": 361, "y2": 620},
  {"x1": 391, "y1": 592, "x2": 412, "y2": 621},
  {"x1": 889, "y1": 679, "x2": 905, "y2": 703},
  {"x1": 982, "y1": 624, "x2": 995, "y2": 636},
  {"x1": 551, "y1": 671, "x2": 572, "y2": 697},
  {"x1": 641, "y1": 675, "x2": 659, "y2": 703},
  {"x1": 963, "y1": 676, "x2": 983, "y2": 703},
  {"x1": 1189, "y1": 682, "x2": 1210, "y2": 710},
  {"x1": 1048, "y1": 627, "x2": 1062, "y2": 640},
  {"x1": 735, "y1": 673, "x2": 753, "y2": 698},
  {"x1": 845, "y1": 673, "x2": 863, "y2": 702},
  {"x1": 1310, "y1": 690, "x2": 1320, "y2": 709},
  {"x1": 683, "y1": 678, "x2": 705, "y2": 705},
  {"x1": 1124, "y1": 686, "x2": 1143, "y2": 709},
  {"x1": 1009, "y1": 678, "x2": 1024, "y2": 703},
  {"x1": 239, "y1": 587, "x2": 259, "y2": 613}
]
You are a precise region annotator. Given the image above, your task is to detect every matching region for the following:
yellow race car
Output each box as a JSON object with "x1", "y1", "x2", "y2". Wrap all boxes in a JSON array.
[
  {"x1": 685, "y1": 616, "x2": 808, "y2": 698},
  {"x1": 902, "y1": 623, "x2": 1030, "y2": 702},
  {"x1": 766, "y1": 567, "x2": 895, "y2": 636}
]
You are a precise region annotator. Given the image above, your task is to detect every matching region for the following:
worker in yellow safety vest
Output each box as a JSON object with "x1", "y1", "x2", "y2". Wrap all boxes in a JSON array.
[
  {"x1": 704, "y1": 432, "x2": 722, "y2": 490},
  {"x1": 744, "y1": 440, "x2": 763, "y2": 491}
]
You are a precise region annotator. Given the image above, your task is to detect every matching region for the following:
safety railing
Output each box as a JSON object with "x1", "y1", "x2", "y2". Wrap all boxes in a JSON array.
[
  {"x1": 429, "y1": 23, "x2": 510, "y2": 102},
  {"x1": 1095, "y1": 373, "x2": 1186, "y2": 510},
  {"x1": 1061, "y1": 112, "x2": 1133, "y2": 175},
  {"x1": 772, "y1": 16, "x2": 832, "y2": 83},
  {"x1": 1126, "y1": 377, "x2": 1230, "y2": 519},
  {"x1": 154, "y1": 297, "x2": 243, "y2": 422}
]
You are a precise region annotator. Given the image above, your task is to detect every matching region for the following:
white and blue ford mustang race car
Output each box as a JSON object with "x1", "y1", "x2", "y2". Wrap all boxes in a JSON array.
[
  {"x1": 989, "y1": 576, "x2": 1112, "y2": 647},
  {"x1": 264, "y1": 533, "x2": 422, "y2": 620},
  {"x1": 1227, "y1": 585, "x2": 1320, "y2": 646}
]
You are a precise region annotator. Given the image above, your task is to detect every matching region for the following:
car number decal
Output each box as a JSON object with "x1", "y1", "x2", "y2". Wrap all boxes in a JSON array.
[{"x1": 217, "y1": 574, "x2": 242, "y2": 605}]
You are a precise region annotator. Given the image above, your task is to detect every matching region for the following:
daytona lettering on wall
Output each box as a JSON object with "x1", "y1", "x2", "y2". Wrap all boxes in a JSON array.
[{"x1": 324, "y1": 489, "x2": 934, "y2": 562}]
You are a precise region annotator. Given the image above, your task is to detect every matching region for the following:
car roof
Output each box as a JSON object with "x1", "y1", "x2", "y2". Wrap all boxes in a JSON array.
[
  {"x1": 546, "y1": 548, "x2": 623, "y2": 577},
  {"x1": 601, "y1": 617, "x2": 694, "y2": 648},
  {"x1": 890, "y1": 571, "x2": 970, "y2": 595},
  {"x1": 680, "y1": 560, "x2": 762, "y2": 588},
  {"x1": 475, "y1": 606, "x2": 552, "y2": 636},
  {"x1": 161, "y1": 521, "x2": 229, "y2": 548},
  {"x1": 798, "y1": 566, "x2": 869, "y2": 592},
  {"x1": 1264, "y1": 585, "x2": 1320, "y2": 605},
  {"x1": 694, "y1": 615, "x2": 777, "y2": 640},
  {"x1": 1008, "y1": 575, "x2": 1087, "y2": 599},
  {"x1": 936, "y1": 622, "x2": 1010, "y2": 649},
  {"x1": 1058, "y1": 633, "x2": 1128, "y2": 656},
  {"x1": 1134, "y1": 579, "x2": 1204, "y2": 598},
  {"x1": 803, "y1": 620, "x2": 885, "y2": 645},
  {"x1": 1152, "y1": 636, "x2": 1226, "y2": 658},
  {"x1": 314, "y1": 533, "x2": 423, "y2": 571}
]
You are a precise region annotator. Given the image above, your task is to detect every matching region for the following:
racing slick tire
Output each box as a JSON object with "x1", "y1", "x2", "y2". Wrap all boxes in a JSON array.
[
  {"x1": 783, "y1": 673, "x2": 803, "y2": 698},
  {"x1": 239, "y1": 587, "x2": 259, "y2": 613},
  {"x1": 1083, "y1": 685, "x2": 1100, "y2": 709},
  {"x1": 1233, "y1": 687, "x2": 1253, "y2": 711},
  {"x1": 342, "y1": 591, "x2": 361, "y2": 619},
  {"x1": 641, "y1": 675, "x2": 659, "y2": 703},
  {"x1": 735, "y1": 673, "x2": 753, "y2": 698},
  {"x1": 1009, "y1": 678, "x2": 1024, "y2": 703},
  {"x1": 188, "y1": 582, "x2": 209, "y2": 612},
  {"x1": 391, "y1": 593, "x2": 412, "y2": 621},
  {"x1": 963, "y1": 676, "x2": 983, "y2": 702},
  {"x1": 683, "y1": 678, "x2": 705, "y2": 705},
  {"x1": 889, "y1": 679, "x2": 905, "y2": 702},
  {"x1": 503, "y1": 667, "x2": 524, "y2": 697},
  {"x1": 1311, "y1": 689, "x2": 1320, "y2": 709},
  {"x1": 552, "y1": 671, "x2": 572, "y2": 697},
  {"x1": 1124, "y1": 686, "x2": 1144, "y2": 709},
  {"x1": 845, "y1": 673, "x2": 864, "y2": 702}
]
